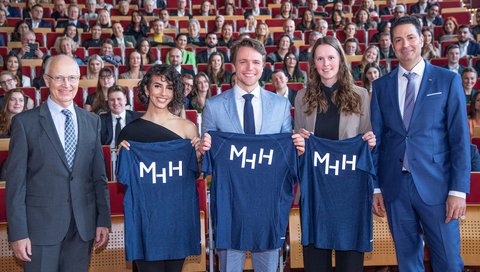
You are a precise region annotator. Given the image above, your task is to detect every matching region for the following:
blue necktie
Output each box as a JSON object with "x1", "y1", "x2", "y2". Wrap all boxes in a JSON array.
[
  {"x1": 62, "y1": 109, "x2": 76, "y2": 170},
  {"x1": 403, "y1": 72, "x2": 417, "y2": 171},
  {"x1": 243, "y1": 94, "x2": 255, "y2": 134},
  {"x1": 115, "y1": 117, "x2": 122, "y2": 146}
]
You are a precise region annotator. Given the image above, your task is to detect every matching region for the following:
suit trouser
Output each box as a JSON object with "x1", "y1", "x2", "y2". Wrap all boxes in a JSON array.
[
  {"x1": 24, "y1": 215, "x2": 93, "y2": 272},
  {"x1": 302, "y1": 244, "x2": 364, "y2": 272},
  {"x1": 217, "y1": 248, "x2": 279, "y2": 272},
  {"x1": 385, "y1": 172, "x2": 463, "y2": 272}
]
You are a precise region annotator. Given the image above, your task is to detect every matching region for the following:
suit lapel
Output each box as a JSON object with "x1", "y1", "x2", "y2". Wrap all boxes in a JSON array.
[
  {"x1": 106, "y1": 113, "x2": 113, "y2": 144},
  {"x1": 259, "y1": 88, "x2": 272, "y2": 134},
  {"x1": 410, "y1": 62, "x2": 433, "y2": 126},
  {"x1": 223, "y1": 90, "x2": 243, "y2": 133},
  {"x1": 388, "y1": 68, "x2": 405, "y2": 130},
  {"x1": 39, "y1": 103, "x2": 70, "y2": 169},
  {"x1": 72, "y1": 107, "x2": 86, "y2": 171}
]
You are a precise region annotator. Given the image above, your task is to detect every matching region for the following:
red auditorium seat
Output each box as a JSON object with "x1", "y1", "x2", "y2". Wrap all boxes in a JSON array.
[
  {"x1": 102, "y1": 145, "x2": 112, "y2": 181},
  {"x1": 185, "y1": 110, "x2": 198, "y2": 126},
  {"x1": 467, "y1": 172, "x2": 480, "y2": 204}
]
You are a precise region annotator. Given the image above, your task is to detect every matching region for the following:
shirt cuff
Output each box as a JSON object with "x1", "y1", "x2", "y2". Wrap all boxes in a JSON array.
[
  {"x1": 448, "y1": 191, "x2": 466, "y2": 199},
  {"x1": 374, "y1": 188, "x2": 382, "y2": 194}
]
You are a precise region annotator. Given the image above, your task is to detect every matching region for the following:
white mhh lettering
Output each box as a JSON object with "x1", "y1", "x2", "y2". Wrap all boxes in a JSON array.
[
  {"x1": 313, "y1": 152, "x2": 356, "y2": 176},
  {"x1": 229, "y1": 145, "x2": 274, "y2": 169},
  {"x1": 139, "y1": 161, "x2": 183, "y2": 183}
]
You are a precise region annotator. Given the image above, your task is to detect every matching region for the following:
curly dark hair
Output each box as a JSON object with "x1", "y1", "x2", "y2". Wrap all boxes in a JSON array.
[
  {"x1": 137, "y1": 64, "x2": 185, "y2": 115},
  {"x1": 304, "y1": 36, "x2": 361, "y2": 115}
]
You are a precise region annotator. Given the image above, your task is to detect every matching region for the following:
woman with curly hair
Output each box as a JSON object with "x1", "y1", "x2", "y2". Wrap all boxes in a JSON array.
[
  {"x1": 117, "y1": 64, "x2": 201, "y2": 272},
  {"x1": 187, "y1": 72, "x2": 211, "y2": 113},
  {"x1": 206, "y1": 52, "x2": 231, "y2": 86},
  {"x1": 254, "y1": 22, "x2": 273, "y2": 46},
  {"x1": 0, "y1": 88, "x2": 28, "y2": 137},
  {"x1": 282, "y1": 52, "x2": 307, "y2": 84},
  {"x1": 85, "y1": 67, "x2": 116, "y2": 113},
  {"x1": 294, "y1": 36, "x2": 375, "y2": 272},
  {"x1": 297, "y1": 9, "x2": 316, "y2": 32}
]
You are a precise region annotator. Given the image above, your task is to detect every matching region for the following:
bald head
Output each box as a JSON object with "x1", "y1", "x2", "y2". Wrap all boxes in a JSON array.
[{"x1": 45, "y1": 54, "x2": 80, "y2": 75}]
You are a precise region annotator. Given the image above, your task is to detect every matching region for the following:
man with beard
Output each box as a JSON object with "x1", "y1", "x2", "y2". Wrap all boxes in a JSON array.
[
  {"x1": 169, "y1": 47, "x2": 195, "y2": 76},
  {"x1": 457, "y1": 25, "x2": 480, "y2": 57},
  {"x1": 196, "y1": 32, "x2": 230, "y2": 64}
]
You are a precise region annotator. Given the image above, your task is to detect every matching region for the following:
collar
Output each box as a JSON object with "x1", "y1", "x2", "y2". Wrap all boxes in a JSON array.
[
  {"x1": 233, "y1": 84, "x2": 261, "y2": 100},
  {"x1": 398, "y1": 58, "x2": 425, "y2": 78},
  {"x1": 112, "y1": 110, "x2": 126, "y2": 120},
  {"x1": 47, "y1": 96, "x2": 76, "y2": 115}
]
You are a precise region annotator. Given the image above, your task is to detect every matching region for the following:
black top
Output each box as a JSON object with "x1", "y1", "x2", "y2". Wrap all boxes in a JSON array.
[
  {"x1": 118, "y1": 118, "x2": 182, "y2": 143},
  {"x1": 314, "y1": 82, "x2": 340, "y2": 140}
]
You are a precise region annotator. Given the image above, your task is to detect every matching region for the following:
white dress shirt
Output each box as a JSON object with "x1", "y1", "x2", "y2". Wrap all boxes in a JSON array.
[
  {"x1": 110, "y1": 111, "x2": 126, "y2": 147},
  {"x1": 47, "y1": 97, "x2": 78, "y2": 149},
  {"x1": 233, "y1": 85, "x2": 263, "y2": 134}
]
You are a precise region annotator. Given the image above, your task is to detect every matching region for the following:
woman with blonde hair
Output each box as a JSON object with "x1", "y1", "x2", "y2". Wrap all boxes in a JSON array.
[
  {"x1": 83, "y1": 54, "x2": 104, "y2": 80},
  {"x1": 254, "y1": 22, "x2": 273, "y2": 46},
  {"x1": 53, "y1": 36, "x2": 85, "y2": 65},
  {"x1": 96, "y1": 9, "x2": 112, "y2": 28},
  {"x1": 187, "y1": 72, "x2": 211, "y2": 113},
  {"x1": 294, "y1": 36, "x2": 375, "y2": 272},
  {"x1": 351, "y1": 45, "x2": 386, "y2": 80},
  {"x1": 0, "y1": 88, "x2": 28, "y2": 137}
]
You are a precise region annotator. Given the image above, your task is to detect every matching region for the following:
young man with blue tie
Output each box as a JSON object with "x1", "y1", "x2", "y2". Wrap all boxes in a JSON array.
[{"x1": 371, "y1": 16, "x2": 470, "y2": 272}]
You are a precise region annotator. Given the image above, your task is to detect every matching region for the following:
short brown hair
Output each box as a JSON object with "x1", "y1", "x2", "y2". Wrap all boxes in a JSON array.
[{"x1": 230, "y1": 38, "x2": 266, "y2": 64}]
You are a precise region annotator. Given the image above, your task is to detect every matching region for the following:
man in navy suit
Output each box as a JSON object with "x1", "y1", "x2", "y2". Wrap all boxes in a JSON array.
[
  {"x1": 371, "y1": 16, "x2": 470, "y2": 272},
  {"x1": 27, "y1": 4, "x2": 53, "y2": 30},
  {"x1": 200, "y1": 38, "x2": 304, "y2": 272},
  {"x1": 55, "y1": 4, "x2": 89, "y2": 31},
  {"x1": 422, "y1": 3, "x2": 443, "y2": 27},
  {"x1": 0, "y1": 0, "x2": 20, "y2": 17},
  {"x1": 271, "y1": 70, "x2": 296, "y2": 107},
  {"x1": 196, "y1": 32, "x2": 229, "y2": 64},
  {"x1": 100, "y1": 86, "x2": 142, "y2": 146},
  {"x1": 457, "y1": 25, "x2": 480, "y2": 57}
]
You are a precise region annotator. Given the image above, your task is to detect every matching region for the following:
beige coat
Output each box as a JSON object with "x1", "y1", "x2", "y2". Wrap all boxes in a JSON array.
[{"x1": 294, "y1": 85, "x2": 371, "y2": 139}]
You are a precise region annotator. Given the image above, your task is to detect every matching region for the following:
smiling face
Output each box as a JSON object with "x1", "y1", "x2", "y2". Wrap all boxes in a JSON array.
[
  {"x1": 91, "y1": 25, "x2": 102, "y2": 39},
  {"x1": 176, "y1": 35, "x2": 188, "y2": 49},
  {"x1": 444, "y1": 19, "x2": 456, "y2": 34},
  {"x1": 422, "y1": 30, "x2": 433, "y2": 44},
  {"x1": 234, "y1": 46, "x2": 264, "y2": 92},
  {"x1": 210, "y1": 54, "x2": 222, "y2": 71},
  {"x1": 99, "y1": 70, "x2": 115, "y2": 89},
  {"x1": 139, "y1": 40, "x2": 150, "y2": 54},
  {"x1": 195, "y1": 75, "x2": 210, "y2": 94},
  {"x1": 222, "y1": 24, "x2": 233, "y2": 40},
  {"x1": 44, "y1": 56, "x2": 80, "y2": 108},
  {"x1": 271, "y1": 71, "x2": 288, "y2": 90},
  {"x1": 108, "y1": 90, "x2": 127, "y2": 115},
  {"x1": 366, "y1": 67, "x2": 380, "y2": 82},
  {"x1": 128, "y1": 51, "x2": 141, "y2": 68},
  {"x1": 285, "y1": 53, "x2": 297, "y2": 68},
  {"x1": 145, "y1": 75, "x2": 174, "y2": 110},
  {"x1": 391, "y1": 23, "x2": 423, "y2": 69},
  {"x1": 0, "y1": 74, "x2": 18, "y2": 91},
  {"x1": 7, "y1": 91, "x2": 25, "y2": 114},
  {"x1": 66, "y1": 25, "x2": 77, "y2": 38},
  {"x1": 314, "y1": 44, "x2": 340, "y2": 86},
  {"x1": 462, "y1": 71, "x2": 477, "y2": 90},
  {"x1": 6, "y1": 56, "x2": 19, "y2": 73},
  {"x1": 60, "y1": 39, "x2": 72, "y2": 54},
  {"x1": 364, "y1": 47, "x2": 378, "y2": 62},
  {"x1": 279, "y1": 36, "x2": 291, "y2": 50},
  {"x1": 89, "y1": 59, "x2": 102, "y2": 74}
]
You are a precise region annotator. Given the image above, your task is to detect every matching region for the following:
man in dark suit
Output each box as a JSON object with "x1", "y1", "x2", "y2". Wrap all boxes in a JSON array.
[
  {"x1": 457, "y1": 25, "x2": 480, "y2": 57},
  {"x1": 421, "y1": 3, "x2": 443, "y2": 27},
  {"x1": 443, "y1": 44, "x2": 466, "y2": 75},
  {"x1": 100, "y1": 86, "x2": 142, "y2": 146},
  {"x1": 379, "y1": 0, "x2": 396, "y2": 15},
  {"x1": 244, "y1": 0, "x2": 269, "y2": 16},
  {"x1": 5, "y1": 54, "x2": 111, "y2": 272},
  {"x1": 27, "y1": 4, "x2": 53, "y2": 30},
  {"x1": 0, "y1": 0, "x2": 20, "y2": 17},
  {"x1": 169, "y1": 47, "x2": 195, "y2": 76},
  {"x1": 410, "y1": 0, "x2": 430, "y2": 14},
  {"x1": 371, "y1": 17, "x2": 469, "y2": 272},
  {"x1": 111, "y1": 22, "x2": 137, "y2": 48},
  {"x1": 196, "y1": 32, "x2": 230, "y2": 64},
  {"x1": 378, "y1": 32, "x2": 396, "y2": 59},
  {"x1": 55, "y1": 4, "x2": 89, "y2": 31},
  {"x1": 187, "y1": 19, "x2": 206, "y2": 47},
  {"x1": 272, "y1": 70, "x2": 296, "y2": 107},
  {"x1": 169, "y1": 0, "x2": 192, "y2": 18},
  {"x1": 51, "y1": 0, "x2": 68, "y2": 21}
]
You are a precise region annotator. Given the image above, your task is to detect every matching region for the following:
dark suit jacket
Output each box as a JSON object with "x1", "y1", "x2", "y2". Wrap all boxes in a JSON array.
[
  {"x1": 298, "y1": 49, "x2": 311, "y2": 62},
  {"x1": 244, "y1": 8, "x2": 269, "y2": 16},
  {"x1": 371, "y1": 61, "x2": 470, "y2": 204},
  {"x1": 466, "y1": 41, "x2": 480, "y2": 56},
  {"x1": 410, "y1": 3, "x2": 430, "y2": 14},
  {"x1": 83, "y1": 38, "x2": 102, "y2": 49},
  {"x1": 51, "y1": 11, "x2": 68, "y2": 21},
  {"x1": 100, "y1": 110, "x2": 142, "y2": 145},
  {"x1": 196, "y1": 49, "x2": 229, "y2": 64},
  {"x1": 471, "y1": 144, "x2": 480, "y2": 171},
  {"x1": 27, "y1": 19, "x2": 54, "y2": 30},
  {"x1": 112, "y1": 35, "x2": 137, "y2": 47},
  {"x1": 6, "y1": 6, "x2": 21, "y2": 17},
  {"x1": 169, "y1": 10, "x2": 193, "y2": 18},
  {"x1": 379, "y1": 7, "x2": 393, "y2": 16},
  {"x1": 442, "y1": 64, "x2": 466, "y2": 75},
  {"x1": 5, "y1": 103, "x2": 111, "y2": 245},
  {"x1": 181, "y1": 67, "x2": 195, "y2": 76},
  {"x1": 0, "y1": 34, "x2": 4, "y2": 47},
  {"x1": 380, "y1": 47, "x2": 396, "y2": 59},
  {"x1": 275, "y1": 88, "x2": 297, "y2": 107},
  {"x1": 422, "y1": 16, "x2": 443, "y2": 27},
  {"x1": 56, "y1": 20, "x2": 89, "y2": 32}
]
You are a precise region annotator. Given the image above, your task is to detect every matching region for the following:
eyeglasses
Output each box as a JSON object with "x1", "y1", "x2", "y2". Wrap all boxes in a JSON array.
[
  {"x1": 45, "y1": 74, "x2": 80, "y2": 83},
  {"x1": 0, "y1": 78, "x2": 15, "y2": 86}
]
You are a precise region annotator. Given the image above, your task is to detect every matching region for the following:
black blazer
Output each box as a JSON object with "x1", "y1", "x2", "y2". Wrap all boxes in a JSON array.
[
  {"x1": 275, "y1": 88, "x2": 297, "y2": 107},
  {"x1": 181, "y1": 67, "x2": 195, "y2": 76},
  {"x1": 410, "y1": 3, "x2": 431, "y2": 14},
  {"x1": 169, "y1": 10, "x2": 193, "y2": 19},
  {"x1": 26, "y1": 19, "x2": 53, "y2": 30},
  {"x1": 56, "y1": 20, "x2": 89, "y2": 32},
  {"x1": 466, "y1": 41, "x2": 480, "y2": 56},
  {"x1": 196, "y1": 49, "x2": 229, "y2": 64},
  {"x1": 100, "y1": 110, "x2": 143, "y2": 145}
]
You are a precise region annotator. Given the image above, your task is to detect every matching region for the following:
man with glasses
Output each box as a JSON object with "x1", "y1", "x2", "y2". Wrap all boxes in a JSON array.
[{"x1": 5, "y1": 54, "x2": 111, "y2": 272}]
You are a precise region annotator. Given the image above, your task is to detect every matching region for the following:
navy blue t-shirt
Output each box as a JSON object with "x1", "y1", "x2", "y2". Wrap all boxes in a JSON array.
[
  {"x1": 117, "y1": 140, "x2": 201, "y2": 261},
  {"x1": 203, "y1": 131, "x2": 299, "y2": 251},
  {"x1": 300, "y1": 135, "x2": 375, "y2": 252}
]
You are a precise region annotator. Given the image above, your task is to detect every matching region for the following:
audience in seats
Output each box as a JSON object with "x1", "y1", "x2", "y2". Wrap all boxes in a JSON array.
[
  {"x1": 299, "y1": 31, "x2": 322, "y2": 61},
  {"x1": 362, "y1": 62, "x2": 382, "y2": 93},
  {"x1": 283, "y1": 52, "x2": 307, "y2": 84},
  {"x1": 1, "y1": 0, "x2": 20, "y2": 18},
  {"x1": 32, "y1": 55, "x2": 50, "y2": 89},
  {"x1": 0, "y1": 9, "x2": 7, "y2": 27},
  {"x1": 11, "y1": 20, "x2": 32, "y2": 42},
  {"x1": 60, "y1": 23, "x2": 81, "y2": 47},
  {"x1": 85, "y1": 67, "x2": 116, "y2": 114},
  {"x1": 354, "y1": 8, "x2": 377, "y2": 31},
  {"x1": 254, "y1": 22, "x2": 273, "y2": 46},
  {"x1": 218, "y1": 23, "x2": 235, "y2": 47},
  {"x1": 444, "y1": 44, "x2": 465, "y2": 75},
  {"x1": 421, "y1": 3, "x2": 442, "y2": 27},
  {"x1": 149, "y1": 19, "x2": 174, "y2": 46},
  {"x1": 96, "y1": 8, "x2": 112, "y2": 28},
  {"x1": 187, "y1": 19, "x2": 205, "y2": 47},
  {"x1": 439, "y1": 16, "x2": 459, "y2": 42},
  {"x1": 165, "y1": 33, "x2": 196, "y2": 66},
  {"x1": 142, "y1": 0, "x2": 158, "y2": 17},
  {"x1": 244, "y1": 0, "x2": 269, "y2": 16},
  {"x1": 379, "y1": 0, "x2": 396, "y2": 16},
  {"x1": 457, "y1": 25, "x2": 480, "y2": 57},
  {"x1": 272, "y1": 69, "x2": 296, "y2": 106},
  {"x1": 200, "y1": 0, "x2": 213, "y2": 16},
  {"x1": 4, "y1": 54, "x2": 31, "y2": 88},
  {"x1": 111, "y1": 22, "x2": 136, "y2": 48},
  {"x1": 82, "y1": 0, "x2": 98, "y2": 21},
  {"x1": 83, "y1": 54, "x2": 104, "y2": 80},
  {"x1": 99, "y1": 39, "x2": 122, "y2": 66},
  {"x1": 330, "y1": 10, "x2": 346, "y2": 31},
  {"x1": 182, "y1": 73, "x2": 194, "y2": 108},
  {"x1": 187, "y1": 72, "x2": 211, "y2": 113},
  {"x1": 212, "y1": 15, "x2": 225, "y2": 33},
  {"x1": 170, "y1": 0, "x2": 192, "y2": 18},
  {"x1": 119, "y1": 51, "x2": 145, "y2": 80},
  {"x1": 462, "y1": 67, "x2": 478, "y2": 104},
  {"x1": 168, "y1": 47, "x2": 195, "y2": 76},
  {"x1": 341, "y1": 22, "x2": 357, "y2": 42},
  {"x1": 351, "y1": 45, "x2": 386, "y2": 81},
  {"x1": 196, "y1": 32, "x2": 229, "y2": 64},
  {"x1": 0, "y1": 70, "x2": 34, "y2": 109},
  {"x1": 124, "y1": 11, "x2": 149, "y2": 41},
  {"x1": 53, "y1": 36, "x2": 85, "y2": 65},
  {"x1": 267, "y1": 34, "x2": 292, "y2": 64},
  {"x1": 83, "y1": 24, "x2": 103, "y2": 49},
  {"x1": 239, "y1": 14, "x2": 257, "y2": 34},
  {"x1": 56, "y1": 4, "x2": 88, "y2": 31},
  {"x1": 27, "y1": 4, "x2": 53, "y2": 30},
  {"x1": 297, "y1": 9, "x2": 316, "y2": 32},
  {"x1": 22, "y1": 0, "x2": 35, "y2": 19},
  {"x1": 50, "y1": 0, "x2": 68, "y2": 21},
  {"x1": 421, "y1": 28, "x2": 440, "y2": 60},
  {"x1": 410, "y1": 0, "x2": 430, "y2": 14},
  {"x1": 0, "y1": 88, "x2": 28, "y2": 138},
  {"x1": 344, "y1": 37, "x2": 360, "y2": 56},
  {"x1": 378, "y1": 32, "x2": 396, "y2": 59},
  {"x1": 96, "y1": 0, "x2": 112, "y2": 11},
  {"x1": 159, "y1": 8, "x2": 175, "y2": 29},
  {"x1": 470, "y1": 92, "x2": 480, "y2": 138}
]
